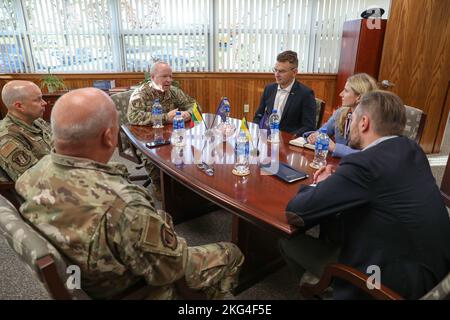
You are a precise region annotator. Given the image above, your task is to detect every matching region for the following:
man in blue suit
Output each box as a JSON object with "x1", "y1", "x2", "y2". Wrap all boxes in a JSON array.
[
  {"x1": 253, "y1": 51, "x2": 316, "y2": 137},
  {"x1": 280, "y1": 90, "x2": 450, "y2": 299}
]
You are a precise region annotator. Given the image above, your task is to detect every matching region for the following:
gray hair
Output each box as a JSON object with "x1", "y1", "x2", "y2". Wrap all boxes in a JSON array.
[
  {"x1": 1, "y1": 81, "x2": 33, "y2": 108},
  {"x1": 150, "y1": 61, "x2": 170, "y2": 76}
]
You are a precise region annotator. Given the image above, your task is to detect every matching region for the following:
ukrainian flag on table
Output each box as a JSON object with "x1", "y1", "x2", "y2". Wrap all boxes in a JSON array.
[{"x1": 190, "y1": 102, "x2": 203, "y2": 128}]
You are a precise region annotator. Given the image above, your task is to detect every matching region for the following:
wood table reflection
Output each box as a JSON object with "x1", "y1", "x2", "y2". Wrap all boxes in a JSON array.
[{"x1": 122, "y1": 113, "x2": 339, "y2": 292}]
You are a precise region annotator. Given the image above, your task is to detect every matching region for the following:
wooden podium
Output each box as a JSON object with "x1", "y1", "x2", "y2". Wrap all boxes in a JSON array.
[{"x1": 333, "y1": 19, "x2": 387, "y2": 109}]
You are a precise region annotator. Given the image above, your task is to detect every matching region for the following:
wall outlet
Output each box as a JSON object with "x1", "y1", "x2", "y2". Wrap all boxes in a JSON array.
[{"x1": 243, "y1": 104, "x2": 249, "y2": 113}]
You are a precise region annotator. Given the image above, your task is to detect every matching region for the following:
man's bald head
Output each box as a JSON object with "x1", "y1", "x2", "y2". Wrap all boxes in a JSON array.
[
  {"x1": 51, "y1": 88, "x2": 119, "y2": 163},
  {"x1": 1, "y1": 80, "x2": 40, "y2": 108},
  {"x1": 51, "y1": 88, "x2": 117, "y2": 142}
]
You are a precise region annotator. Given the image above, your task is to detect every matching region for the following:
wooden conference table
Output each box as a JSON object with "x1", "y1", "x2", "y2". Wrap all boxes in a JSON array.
[{"x1": 122, "y1": 113, "x2": 339, "y2": 292}]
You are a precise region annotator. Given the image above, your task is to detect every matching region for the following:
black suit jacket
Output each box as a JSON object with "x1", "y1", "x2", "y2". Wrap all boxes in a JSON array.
[
  {"x1": 253, "y1": 81, "x2": 316, "y2": 136},
  {"x1": 286, "y1": 137, "x2": 450, "y2": 299}
]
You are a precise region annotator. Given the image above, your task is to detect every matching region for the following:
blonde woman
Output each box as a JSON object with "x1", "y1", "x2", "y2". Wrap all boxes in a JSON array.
[{"x1": 305, "y1": 73, "x2": 378, "y2": 157}]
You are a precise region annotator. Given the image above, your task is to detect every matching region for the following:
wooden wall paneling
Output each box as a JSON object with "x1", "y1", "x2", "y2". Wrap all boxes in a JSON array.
[
  {"x1": 333, "y1": 19, "x2": 387, "y2": 109},
  {"x1": 333, "y1": 20, "x2": 362, "y2": 109},
  {"x1": 425, "y1": 5, "x2": 450, "y2": 153},
  {"x1": 355, "y1": 20, "x2": 387, "y2": 80},
  {"x1": 434, "y1": 81, "x2": 450, "y2": 153},
  {"x1": 379, "y1": 0, "x2": 450, "y2": 153},
  {"x1": 0, "y1": 73, "x2": 337, "y2": 127},
  {"x1": 169, "y1": 73, "x2": 336, "y2": 122}
]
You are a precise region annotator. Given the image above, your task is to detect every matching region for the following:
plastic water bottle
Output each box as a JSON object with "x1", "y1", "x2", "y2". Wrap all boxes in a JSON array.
[
  {"x1": 268, "y1": 109, "x2": 280, "y2": 143},
  {"x1": 310, "y1": 127, "x2": 329, "y2": 169},
  {"x1": 234, "y1": 130, "x2": 250, "y2": 175},
  {"x1": 171, "y1": 147, "x2": 185, "y2": 168},
  {"x1": 152, "y1": 99, "x2": 163, "y2": 128},
  {"x1": 172, "y1": 111, "x2": 186, "y2": 147}
]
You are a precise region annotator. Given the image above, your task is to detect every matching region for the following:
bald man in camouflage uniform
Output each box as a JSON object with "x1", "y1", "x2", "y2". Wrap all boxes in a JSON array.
[
  {"x1": 0, "y1": 80, "x2": 52, "y2": 181},
  {"x1": 127, "y1": 61, "x2": 195, "y2": 126},
  {"x1": 16, "y1": 88, "x2": 243, "y2": 300},
  {"x1": 127, "y1": 61, "x2": 198, "y2": 200}
]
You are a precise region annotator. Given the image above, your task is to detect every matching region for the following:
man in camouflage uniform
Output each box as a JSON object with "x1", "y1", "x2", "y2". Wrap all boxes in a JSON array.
[
  {"x1": 127, "y1": 61, "x2": 198, "y2": 200},
  {"x1": 0, "y1": 80, "x2": 52, "y2": 181},
  {"x1": 16, "y1": 88, "x2": 243, "y2": 300}
]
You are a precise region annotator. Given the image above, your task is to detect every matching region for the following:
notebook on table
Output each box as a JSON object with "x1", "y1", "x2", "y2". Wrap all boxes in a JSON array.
[
  {"x1": 289, "y1": 136, "x2": 315, "y2": 150},
  {"x1": 260, "y1": 162, "x2": 308, "y2": 183}
]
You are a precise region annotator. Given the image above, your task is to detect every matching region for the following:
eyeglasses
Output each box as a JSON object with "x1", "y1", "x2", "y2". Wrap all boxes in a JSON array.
[
  {"x1": 273, "y1": 67, "x2": 296, "y2": 74},
  {"x1": 197, "y1": 162, "x2": 214, "y2": 176}
]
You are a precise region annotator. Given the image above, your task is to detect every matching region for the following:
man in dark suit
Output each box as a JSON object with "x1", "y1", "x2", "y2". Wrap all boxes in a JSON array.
[
  {"x1": 280, "y1": 90, "x2": 450, "y2": 299},
  {"x1": 253, "y1": 51, "x2": 316, "y2": 137}
]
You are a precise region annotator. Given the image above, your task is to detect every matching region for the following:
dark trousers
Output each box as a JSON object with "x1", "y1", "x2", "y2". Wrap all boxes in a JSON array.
[{"x1": 279, "y1": 233, "x2": 341, "y2": 282}]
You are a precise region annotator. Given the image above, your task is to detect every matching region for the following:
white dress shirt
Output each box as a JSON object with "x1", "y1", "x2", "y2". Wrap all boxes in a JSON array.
[
  {"x1": 274, "y1": 79, "x2": 295, "y2": 118},
  {"x1": 362, "y1": 135, "x2": 398, "y2": 151}
]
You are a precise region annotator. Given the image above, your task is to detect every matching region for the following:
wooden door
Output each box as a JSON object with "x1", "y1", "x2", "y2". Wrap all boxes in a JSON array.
[
  {"x1": 378, "y1": 0, "x2": 450, "y2": 153},
  {"x1": 333, "y1": 19, "x2": 386, "y2": 109}
]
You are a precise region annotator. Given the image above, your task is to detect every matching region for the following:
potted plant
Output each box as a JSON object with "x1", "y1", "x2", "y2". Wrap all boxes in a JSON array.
[{"x1": 40, "y1": 68, "x2": 66, "y2": 93}]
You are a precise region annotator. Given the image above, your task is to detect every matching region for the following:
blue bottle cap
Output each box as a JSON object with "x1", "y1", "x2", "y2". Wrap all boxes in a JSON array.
[
  {"x1": 176, "y1": 111, "x2": 181, "y2": 115},
  {"x1": 272, "y1": 109, "x2": 277, "y2": 113}
]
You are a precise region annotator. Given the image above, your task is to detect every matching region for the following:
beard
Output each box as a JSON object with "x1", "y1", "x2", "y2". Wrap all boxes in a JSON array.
[{"x1": 348, "y1": 130, "x2": 362, "y2": 149}]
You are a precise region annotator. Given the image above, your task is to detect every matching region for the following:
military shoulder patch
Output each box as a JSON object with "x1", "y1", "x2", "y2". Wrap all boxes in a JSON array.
[
  {"x1": 160, "y1": 224, "x2": 178, "y2": 251},
  {"x1": 139, "y1": 215, "x2": 181, "y2": 256},
  {"x1": 11, "y1": 150, "x2": 32, "y2": 167},
  {"x1": 0, "y1": 141, "x2": 18, "y2": 158},
  {"x1": 140, "y1": 215, "x2": 161, "y2": 248}
]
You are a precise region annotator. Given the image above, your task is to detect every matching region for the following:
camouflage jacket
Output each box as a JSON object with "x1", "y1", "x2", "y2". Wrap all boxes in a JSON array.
[
  {"x1": 0, "y1": 114, "x2": 52, "y2": 181},
  {"x1": 15, "y1": 153, "x2": 188, "y2": 299},
  {"x1": 127, "y1": 81, "x2": 197, "y2": 125}
]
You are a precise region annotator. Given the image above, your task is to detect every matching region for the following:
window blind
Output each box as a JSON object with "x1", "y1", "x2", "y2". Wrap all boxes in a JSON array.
[
  {"x1": 120, "y1": 0, "x2": 210, "y2": 72},
  {"x1": 215, "y1": 0, "x2": 374, "y2": 73},
  {"x1": 0, "y1": 0, "x2": 389, "y2": 73}
]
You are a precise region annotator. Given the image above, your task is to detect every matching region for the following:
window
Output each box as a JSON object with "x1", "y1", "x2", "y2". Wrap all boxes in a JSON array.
[
  {"x1": 0, "y1": 0, "x2": 390, "y2": 73},
  {"x1": 120, "y1": 0, "x2": 210, "y2": 72},
  {"x1": 0, "y1": 0, "x2": 114, "y2": 73}
]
